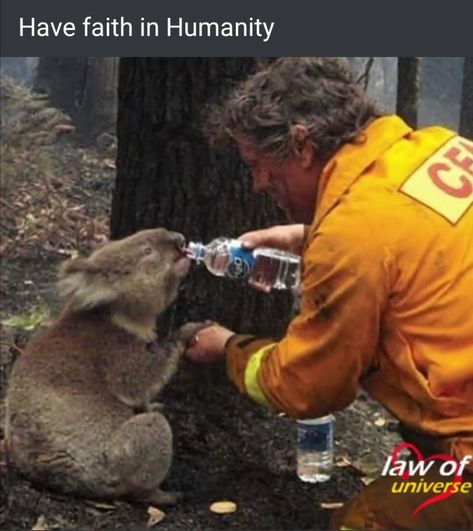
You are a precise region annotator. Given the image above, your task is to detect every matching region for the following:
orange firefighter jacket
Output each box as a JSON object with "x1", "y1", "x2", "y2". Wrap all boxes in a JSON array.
[{"x1": 225, "y1": 115, "x2": 473, "y2": 466}]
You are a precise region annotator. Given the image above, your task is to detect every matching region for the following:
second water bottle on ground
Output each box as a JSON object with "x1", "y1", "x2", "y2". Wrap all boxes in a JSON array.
[
  {"x1": 187, "y1": 237, "x2": 300, "y2": 291},
  {"x1": 296, "y1": 415, "x2": 334, "y2": 483}
]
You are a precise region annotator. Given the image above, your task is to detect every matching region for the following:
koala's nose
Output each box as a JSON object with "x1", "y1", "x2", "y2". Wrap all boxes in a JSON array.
[{"x1": 167, "y1": 232, "x2": 186, "y2": 249}]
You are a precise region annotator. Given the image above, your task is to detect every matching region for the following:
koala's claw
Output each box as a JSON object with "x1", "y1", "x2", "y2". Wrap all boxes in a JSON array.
[{"x1": 175, "y1": 321, "x2": 213, "y2": 344}]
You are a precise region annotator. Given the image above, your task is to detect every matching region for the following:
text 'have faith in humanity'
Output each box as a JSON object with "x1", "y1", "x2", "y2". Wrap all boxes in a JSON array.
[{"x1": 19, "y1": 17, "x2": 276, "y2": 43}]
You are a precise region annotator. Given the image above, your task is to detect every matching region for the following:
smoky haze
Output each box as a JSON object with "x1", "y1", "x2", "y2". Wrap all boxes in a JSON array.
[{"x1": 0, "y1": 57, "x2": 465, "y2": 130}]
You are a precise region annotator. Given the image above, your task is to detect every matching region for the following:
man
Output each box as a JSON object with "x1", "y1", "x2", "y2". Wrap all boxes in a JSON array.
[{"x1": 187, "y1": 58, "x2": 473, "y2": 529}]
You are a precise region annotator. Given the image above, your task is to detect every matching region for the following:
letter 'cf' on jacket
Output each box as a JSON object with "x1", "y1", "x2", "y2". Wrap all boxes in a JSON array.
[{"x1": 225, "y1": 115, "x2": 473, "y2": 469}]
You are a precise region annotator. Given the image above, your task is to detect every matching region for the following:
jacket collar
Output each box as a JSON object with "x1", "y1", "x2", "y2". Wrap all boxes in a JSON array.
[{"x1": 311, "y1": 115, "x2": 413, "y2": 231}]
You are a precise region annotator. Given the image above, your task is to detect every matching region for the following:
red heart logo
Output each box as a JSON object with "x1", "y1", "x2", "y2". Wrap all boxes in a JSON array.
[{"x1": 389, "y1": 442, "x2": 463, "y2": 517}]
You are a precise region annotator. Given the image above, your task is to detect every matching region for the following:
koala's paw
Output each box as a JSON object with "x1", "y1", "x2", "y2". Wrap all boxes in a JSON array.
[
  {"x1": 175, "y1": 321, "x2": 213, "y2": 345},
  {"x1": 148, "y1": 401, "x2": 165, "y2": 412}
]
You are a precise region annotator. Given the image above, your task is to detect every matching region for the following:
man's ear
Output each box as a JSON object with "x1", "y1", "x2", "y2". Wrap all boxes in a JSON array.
[
  {"x1": 290, "y1": 124, "x2": 314, "y2": 169},
  {"x1": 57, "y1": 257, "x2": 117, "y2": 311}
]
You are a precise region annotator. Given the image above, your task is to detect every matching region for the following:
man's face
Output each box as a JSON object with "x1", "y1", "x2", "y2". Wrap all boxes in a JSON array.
[{"x1": 237, "y1": 138, "x2": 321, "y2": 224}]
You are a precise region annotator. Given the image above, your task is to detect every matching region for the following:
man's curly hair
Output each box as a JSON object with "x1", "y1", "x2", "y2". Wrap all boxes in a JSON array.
[{"x1": 205, "y1": 57, "x2": 383, "y2": 162}]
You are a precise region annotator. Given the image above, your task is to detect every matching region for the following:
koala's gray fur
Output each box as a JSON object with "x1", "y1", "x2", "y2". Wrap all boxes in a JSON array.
[{"x1": 5, "y1": 228, "x2": 206, "y2": 506}]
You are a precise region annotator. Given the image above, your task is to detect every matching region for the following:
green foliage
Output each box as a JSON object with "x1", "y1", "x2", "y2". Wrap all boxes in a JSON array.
[{"x1": 2, "y1": 305, "x2": 51, "y2": 331}]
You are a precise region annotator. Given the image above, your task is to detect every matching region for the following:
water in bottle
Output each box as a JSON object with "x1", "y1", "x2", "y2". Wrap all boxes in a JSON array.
[
  {"x1": 186, "y1": 237, "x2": 300, "y2": 291},
  {"x1": 296, "y1": 415, "x2": 334, "y2": 483}
]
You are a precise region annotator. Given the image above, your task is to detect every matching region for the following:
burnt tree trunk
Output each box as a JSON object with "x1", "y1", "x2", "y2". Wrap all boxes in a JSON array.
[
  {"x1": 112, "y1": 58, "x2": 293, "y2": 338},
  {"x1": 35, "y1": 58, "x2": 88, "y2": 116},
  {"x1": 35, "y1": 57, "x2": 118, "y2": 142},
  {"x1": 460, "y1": 57, "x2": 473, "y2": 139},
  {"x1": 76, "y1": 57, "x2": 119, "y2": 141},
  {"x1": 396, "y1": 57, "x2": 420, "y2": 128}
]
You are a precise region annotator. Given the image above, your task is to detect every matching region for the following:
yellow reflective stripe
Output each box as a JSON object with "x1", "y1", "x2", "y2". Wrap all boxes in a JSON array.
[
  {"x1": 243, "y1": 343, "x2": 276, "y2": 406},
  {"x1": 339, "y1": 527, "x2": 357, "y2": 530}
]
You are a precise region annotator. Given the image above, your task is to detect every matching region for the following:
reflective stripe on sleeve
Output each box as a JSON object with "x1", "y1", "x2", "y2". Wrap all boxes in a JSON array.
[{"x1": 243, "y1": 343, "x2": 276, "y2": 406}]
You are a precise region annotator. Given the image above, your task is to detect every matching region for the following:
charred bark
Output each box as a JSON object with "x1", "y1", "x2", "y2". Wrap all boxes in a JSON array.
[
  {"x1": 459, "y1": 57, "x2": 473, "y2": 139},
  {"x1": 396, "y1": 57, "x2": 420, "y2": 128}
]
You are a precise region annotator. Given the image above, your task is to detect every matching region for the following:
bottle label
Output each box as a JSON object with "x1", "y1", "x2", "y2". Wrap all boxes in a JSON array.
[
  {"x1": 226, "y1": 244, "x2": 255, "y2": 280},
  {"x1": 297, "y1": 421, "x2": 333, "y2": 452}
]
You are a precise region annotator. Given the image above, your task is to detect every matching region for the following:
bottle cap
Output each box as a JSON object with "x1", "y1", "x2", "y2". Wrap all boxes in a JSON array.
[
  {"x1": 186, "y1": 242, "x2": 205, "y2": 262},
  {"x1": 296, "y1": 415, "x2": 334, "y2": 425}
]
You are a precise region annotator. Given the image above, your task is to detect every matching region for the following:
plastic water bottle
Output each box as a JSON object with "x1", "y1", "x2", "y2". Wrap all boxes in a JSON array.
[
  {"x1": 296, "y1": 415, "x2": 334, "y2": 483},
  {"x1": 186, "y1": 237, "x2": 300, "y2": 291}
]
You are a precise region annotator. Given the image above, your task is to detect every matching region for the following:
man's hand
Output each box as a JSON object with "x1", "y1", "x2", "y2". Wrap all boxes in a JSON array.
[
  {"x1": 238, "y1": 224, "x2": 306, "y2": 255},
  {"x1": 186, "y1": 324, "x2": 235, "y2": 363}
]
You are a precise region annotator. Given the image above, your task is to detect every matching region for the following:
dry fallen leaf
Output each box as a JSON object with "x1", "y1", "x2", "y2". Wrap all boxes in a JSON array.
[
  {"x1": 31, "y1": 515, "x2": 48, "y2": 530},
  {"x1": 103, "y1": 158, "x2": 116, "y2": 169},
  {"x1": 209, "y1": 501, "x2": 237, "y2": 514},
  {"x1": 84, "y1": 500, "x2": 117, "y2": 510},
  {"x1": 374, "y1": 417, "x2": 386, "y2": 427},
  {"x1": 146, "y1": 506, "x2": 165, "y2": 527},
  {"x1": 335, "y1": 455, "x2": 352, "y2": 468},
  {"x1": 360, "y1": 476, "x2": 376, "y2": 486},
  {"x1": 320, "y1": 501, "x2": 344, "y2": 510},
  {"x1": 48, "y1": 515, "x2": 73, "y2": 529},
  {"x1": 53, "y1": 124, "x2": 75, "y2": 134},
  {"x1": 351, "y1": 457, "x2": 379, "y2": 478}
]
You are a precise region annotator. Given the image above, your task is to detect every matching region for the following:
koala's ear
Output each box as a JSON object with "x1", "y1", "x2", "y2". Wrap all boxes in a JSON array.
[{"x1": 57, "y1": 257, "x2": 117, "y2": 311}]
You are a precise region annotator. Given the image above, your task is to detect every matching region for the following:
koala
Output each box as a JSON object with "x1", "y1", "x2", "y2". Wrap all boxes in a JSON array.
[{"x1": 5, "y1": 228, "x2": 206, "y2": 506}]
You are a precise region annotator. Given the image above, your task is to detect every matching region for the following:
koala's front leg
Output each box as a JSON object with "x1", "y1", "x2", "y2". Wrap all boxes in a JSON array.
[{"x1": 149, "y1": 321, "x2": 212, "y2": 399}]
